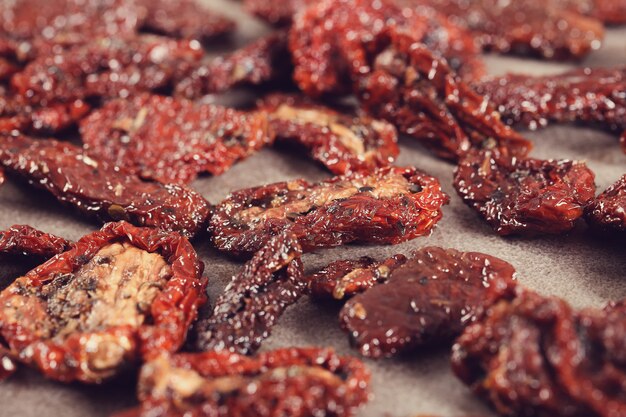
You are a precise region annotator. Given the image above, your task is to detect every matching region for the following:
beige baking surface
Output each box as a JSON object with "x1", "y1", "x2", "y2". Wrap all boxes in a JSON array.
[{"x1": 0, "y1": 1, "x2": 625, "y2": 416}]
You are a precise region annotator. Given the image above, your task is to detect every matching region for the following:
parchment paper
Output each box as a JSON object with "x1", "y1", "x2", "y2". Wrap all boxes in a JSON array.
[{"x1": 0, "y1": 1, "x2": 624, "y2": 416}]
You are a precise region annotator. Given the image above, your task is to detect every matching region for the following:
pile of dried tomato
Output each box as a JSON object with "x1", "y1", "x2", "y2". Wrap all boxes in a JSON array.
[{"x1": 0, "y1": 0, "x2": 623, "y2": 416}]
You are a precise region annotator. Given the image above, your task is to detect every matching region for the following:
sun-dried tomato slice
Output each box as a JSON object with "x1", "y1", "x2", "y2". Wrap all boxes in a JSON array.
[
  {"x1": 243, "y1": 0, "x2": 311, "y2": 25},
  {"x1": 0, "y1": 135, "x2": 211, "y2": 238},
  {"x1": 11, "y1": 35, "x2": 203, "y2": 106},
  {"x1": 593, "y1": 0, "x2": 626, "y2": 24},
  {"x1": 0, "y1": 88, "x2": 91, "y2": 134},
  {"x1": 117, "y1": 347, "x2": 370, "y2": 417},
  {"x1": 0, "y1": 221, "x2": 206, "y2": 383},
  {"x1": 193, "y1": 231, "x2": 304, "y2": 355},
  {"x1": 412, "y1": 0, "x2": 604, "y2": 60},
  {"x1": 551, "y1": 301, "x2": 626, "y2": 416},
  {"x1": 248, "y1": 0, "x2": 484, "y2": 81},
  {"x1": 340, "y1": 247, "x2": 517, "y2": 358},
  {"x1": 136, "y1": 0, "x2": 234, "y2": 43},
  {"x1": 0, "y1": 225, "x2": 71, "y2": 260},
  {"x1": 258, "y1": 93, "x2": 399, "y2": 175},
  {"x1": 453, "y1": 289, "x2": 626, "y2": 417},
  {"x1": 0, "y1": 0, "x2": 232, "y2": 77},
  {"x1": 562, "y1": 0, "x2": 626, "y2": 25},
  {"x1": 395, "y1": 1, "x2": 485, "y2": 81},
  {"x1": 475, "y1": 67, "x2": 626, "y2": 132},
  {"x1": 210, "y1": 166, "x2": 448, "y2": 257},
  {"x1": 81, "y1": 94, "x2": 272, "y2": 185},
  {"x1": 454, "y1": 145, "x2": 596, "y2": 236},
  {"x1": 451, "y1": 289, "x2": 591, "y2": 417},
  {"x1": 307, "y1": 254, "x2": 408, "y2": 301},
  {"x1": 290, "y1": 0, "x2": 532, "y2": 161},
  {"x1": 0, "y1": 0, "x2": 142, "y2": 60},
  {"x1": 0, "y1": 224, "x2": 72, "y2": 380},
  {"x1": 585, "y1": 175, "x2": 626, "y2": 234},
  {"x1": 175, "y1": 32, "x2": 292, "y2": 99}
]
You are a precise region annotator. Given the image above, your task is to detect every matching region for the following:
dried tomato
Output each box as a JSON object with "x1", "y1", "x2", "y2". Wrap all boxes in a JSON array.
[
  {"x1": 307, "y1": 254, "x2": 407, "y2": 301},
  {"x1": 117, "y1": 347, "x2": 370, "y2": 417},
  {"x1": 290, "y1": 0, "x2": 532, "y2": 161},
  {"x1": 0, "y1": 221, "x2": 207, "y2": 383},
  {"x1": 0, "y1": 135, "x2": 211, "y2": 238},
  {"x1": 475, "y1": 67, "x2": 626, "y2": 133},
  {"x1": 556, "y1": 301, "x2": 626, "y2": 416},
  {"x1": 250, "y1": 0, "x2": 484, "y2": 81},
  {"x1": 340, "y1": 247, "x2": 517, "y2": 358},
  {"x1": 0, "y1": 0, "x2": 231, "y2": 90},
  {"x1": 0, "y1": 88, "x2": 91, "y2": 135},
  {"x1": 0, "y1": 225, "x2": 71, "y2": 260},
  {"x1": 81, "y1": 94, "x2": 272, "y2": 185},
  {"x1": 452, "y1": 289, "x2": 626, "y2": 417},
  {"x1": 394, "y1": 0, "x2": 485, "y2": 81},
  {"x1": 585, "y1": 175, "x2": 626, "y2": 234},
  {"x1": 136, "y1": 0, "x2": 234, "y2": 43},
  {"x1": 258, "y1": 93, "x2": 399, "y2": 175},
  {"x1": 175, "y1": 32, "x2": 292, "y2": 99},
  {"x1": 453, "y1": 145, "x2": 597, "y2": 235},
  {"x1": 451, "y1": 289, "x2": 589, "y2": 417},
  {"x1": 243, "y1": 0, "x2": 311, "y2": 25},
  {"x1": 0, "y1": 0, "x2": 142, "y2": 63},
  {"x1": 210, "y1": 166, "x2": 449, "y2": 257},
  {"x1": 621, "y1": 131, "x2": 626, "y2": 154},
  {"x1": 563, "y1": 0, "x2": 626, "y2": 24},
  {"x1": 11, "y1": 35, "x2": 203, "y2": 106},
  {"x1": 411, "y1": 0, "x2": 604, "y2": 60},
  {"x1": 192, "y1": 231, "x2": 304, "y2": 355}
]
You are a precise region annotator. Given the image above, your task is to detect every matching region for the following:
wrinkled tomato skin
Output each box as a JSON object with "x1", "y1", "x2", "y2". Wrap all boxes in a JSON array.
[{"x1": 0, "y1": 221, "x2": 206, "y2": 383}]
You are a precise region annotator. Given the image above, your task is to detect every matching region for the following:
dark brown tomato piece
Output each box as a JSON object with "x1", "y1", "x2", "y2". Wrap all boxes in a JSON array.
[
  {"x1": 247, "y1": 0, "x2": 485, "y2": 82},
  {"x1": 0, "y1": 221, "x2": 206, "y2": 383},
  {"x1": 290, "y1": 0, "x2": 429, "y2": 97},
  {"x1": 11, "y1": 35, "x2": 203, "y2": 105},
  {"x1": 592, "y1": 0, "x2": 626, "y2": 24},
  {"x1": 585, "y1": 175, "x2": 626, "y2": 234},
  {"x1": 0, "y1": 225, "x2": 71, "y2": 260},
  {"x1": 411, "y1": 0, "x2": 604, "y2": 60},
  {"x1": 81, "y1": 94, "x2": 272, "y2": 185},
  {"x1": 454, "y1": 146, "x2": 596, "y2": 236},
  {"x1": 210, "y1": 166, "x2": 449, "y2": 257},
  {"x1": 340, "y1": 247, "x2": 517, "y2": 358},
  {"x1": 175, "y1": 31, "x2": 292, "y2": 98},
  {"x1": 0, "y1": 86, "x2": 91, "y2": 134},
  {"x1": 553, "y1": 301, "x2": 626, "y2": 416},
  {"x1": 0, "y1": 135, "x2": 211, "y2": 238},
  {"x1": 116, "y1": 347, "x2": 370, "y2": 417},
  {"x1": 395, "y1": 1, "x2": 485, "y2": 82},
  {"x1": 307, "y1": 254, "x2": 408, "y2": 301},
  {"x1": 0, "y1": 0, "x2": 142, "y2": 59},
  {"x1": 451, "y1": 289, "x2": 592, "y2": 417},
  {"x1": 290, "y1": 0, "x2": 532, "y2": 161},
  {"x1": 360, "y1": 40, "x2": 531, "y2": 160},
  {"x1": 474, "y1": 67, "x2": 626, "y2": 132},
  {"x1": 243, "y1": 0, "x2": 312, "y2": 25},
  {"x1": 192, "y1": 231, "x2": 304, "y2": 355},
  {"x1": 136, "y1": 0, "x2": 234, "y2": 43},
  {"x1": 562, "y1": 0, "x2": 626, "y2": 25},
  {"x1": 258, "y1": 93, "x2": 399, "y2": 175}
]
